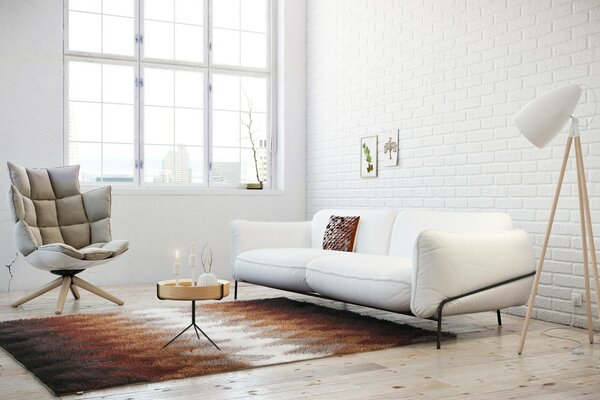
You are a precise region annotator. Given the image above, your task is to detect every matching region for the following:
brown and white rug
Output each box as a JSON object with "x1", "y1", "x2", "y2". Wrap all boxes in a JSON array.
[{"x1": 0, "y1": 297, "x2": 453, "y2": 395}]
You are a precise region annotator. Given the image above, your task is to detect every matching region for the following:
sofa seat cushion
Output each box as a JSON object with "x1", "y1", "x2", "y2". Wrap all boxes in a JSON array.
[
  {"x1": 306, "y1": 253, "x2": 412, "y2": 312},
  {"x1": 234, "y1": 248, "x2": 336, "y2": 292}
]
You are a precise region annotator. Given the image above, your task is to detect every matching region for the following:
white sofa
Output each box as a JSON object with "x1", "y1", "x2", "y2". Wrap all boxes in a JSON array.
[{"x1": 230, "y1": 209, "x2": 536, "y2": 348}]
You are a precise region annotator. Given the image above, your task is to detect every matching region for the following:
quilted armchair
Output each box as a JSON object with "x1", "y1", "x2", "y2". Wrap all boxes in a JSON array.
[{"x1": 7, "y1": 162, "x2": 129, "y2": 314}]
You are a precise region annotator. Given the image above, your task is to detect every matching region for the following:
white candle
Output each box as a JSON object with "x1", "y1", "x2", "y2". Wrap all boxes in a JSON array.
[
  {"x1": 189, "y1": 243, "x2": 198, "y2": 286},
  {"x1": 173, "y1": 250, "x2": 181, "y2": 286}
]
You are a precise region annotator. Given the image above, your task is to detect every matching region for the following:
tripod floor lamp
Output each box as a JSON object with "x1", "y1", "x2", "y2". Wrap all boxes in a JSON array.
[{"x1": 515, "y1": 83, "x2": 600, "y2": 355}]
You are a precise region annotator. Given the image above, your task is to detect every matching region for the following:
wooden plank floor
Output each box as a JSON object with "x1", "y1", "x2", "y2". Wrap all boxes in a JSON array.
[{"x1": 1, "y1": 282, "x2": 600, "y2": 399}]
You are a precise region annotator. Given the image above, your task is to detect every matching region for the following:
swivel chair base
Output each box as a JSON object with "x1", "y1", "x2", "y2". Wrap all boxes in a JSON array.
[{"x1": 11, "y1": 270, "x2": 124, "y2": 314}]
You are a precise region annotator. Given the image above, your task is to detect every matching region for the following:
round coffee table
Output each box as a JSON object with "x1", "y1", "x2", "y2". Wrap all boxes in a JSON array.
[{"x1": 156, "y1": 279, "x2": 230, "y2": 349}]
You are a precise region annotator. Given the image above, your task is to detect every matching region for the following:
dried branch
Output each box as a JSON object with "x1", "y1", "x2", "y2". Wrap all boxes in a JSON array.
[
  {"x1": 201, "y1": 243, "x2": 213, "y2": 273},
  {"x1": 4, "y1": 253, "x2": 18, "y2": 292},
  {"x1": 242, "y1": 90, "x2": 263, "y2": 185}
]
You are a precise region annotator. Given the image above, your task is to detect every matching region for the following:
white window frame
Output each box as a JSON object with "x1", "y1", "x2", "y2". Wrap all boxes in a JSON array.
[{"x1": 63, "y1": 0, "x2": 277, "y2": 190}]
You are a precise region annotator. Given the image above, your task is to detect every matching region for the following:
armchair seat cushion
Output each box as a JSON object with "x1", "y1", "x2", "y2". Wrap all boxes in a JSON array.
[
  {"x1": 102, "y1": 239, "x2": 129, "y2": 256},
  {"x1": 80, "y1": 247, "x2": 114, "y2": 261},
  {"x1": 37, "y1": 243, "x2": 84, "y2": 260},
  {"x1": 82, "y1": 240, "x2": 129, "y2": 258}
]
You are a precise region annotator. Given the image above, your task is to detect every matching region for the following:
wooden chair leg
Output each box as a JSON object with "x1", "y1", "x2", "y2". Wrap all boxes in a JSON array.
[
  {"x1": 72, "y1": 276, "x2": 124, "y2": 305},
  {"x1": 11, "y1": 277, "x2": 63, "y2": 308},
  {"x1": 70, "y1": 284, "x2": 80, "y2": 300},
  {"x1": 55, "y1": 277, "x2": 72, "y2": 314}
]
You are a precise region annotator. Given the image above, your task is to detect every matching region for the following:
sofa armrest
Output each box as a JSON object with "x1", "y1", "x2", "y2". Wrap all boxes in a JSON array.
[
  {"x1": 410, "y1": 229, "x2": 535, "y2": 318},
  {"x1": 229, "y1": 220, "x2": 312, "y2": 268}
]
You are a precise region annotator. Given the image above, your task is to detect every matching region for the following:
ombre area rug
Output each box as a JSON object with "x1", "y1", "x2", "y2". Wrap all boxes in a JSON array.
[{"x1": 0, "y1": 297, "x2": 452, "y2": 395}]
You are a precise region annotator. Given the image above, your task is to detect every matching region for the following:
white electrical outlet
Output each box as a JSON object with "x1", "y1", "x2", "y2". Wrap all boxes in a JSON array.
[{"x1": 571, "y1": 293, "x2": 583, "y2": 307}]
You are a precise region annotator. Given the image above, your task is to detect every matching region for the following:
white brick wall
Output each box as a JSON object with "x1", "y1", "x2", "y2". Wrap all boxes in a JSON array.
[{"x1": 306, "y1": 0, "x2": 600, "y2": 327}]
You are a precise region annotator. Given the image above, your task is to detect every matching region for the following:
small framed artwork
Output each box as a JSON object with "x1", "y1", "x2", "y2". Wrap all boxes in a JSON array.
[
  {"x1": 383, "y1": 129, "x2": 399, "y2": 167},
  {"x1": 360, "y1": 136, "x2": 377, "y2": 178}
]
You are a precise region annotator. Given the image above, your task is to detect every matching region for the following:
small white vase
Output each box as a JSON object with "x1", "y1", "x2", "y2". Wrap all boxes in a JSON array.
[{"x1": 197, "y1": 272, "x2": 218, "y2": 287}]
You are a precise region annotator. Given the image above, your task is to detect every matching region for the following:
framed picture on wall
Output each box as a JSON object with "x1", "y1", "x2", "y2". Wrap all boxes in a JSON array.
[
  {"x1": 360, "y1": 136, "x2": 377, "y2": 178},
  {"x1": 383, "y1": 129, "x2": 399, "y2": 167}
]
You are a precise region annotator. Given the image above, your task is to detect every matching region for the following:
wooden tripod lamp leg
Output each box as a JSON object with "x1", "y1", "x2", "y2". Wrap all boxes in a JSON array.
[
  {"x1": 518, "y1": 136, "x2": 573, "y2": 355},
  {"x1": 574, "y1": 136, "x2": 595, "y2": 343},
  {"x1": 575, "y1": 137, "x2": 600, "y2": 326}
]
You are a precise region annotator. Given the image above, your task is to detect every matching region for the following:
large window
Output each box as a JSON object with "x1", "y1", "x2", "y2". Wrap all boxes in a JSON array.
[{"x1": 64, "y1": 0, "x2": 273, "y2": 188}]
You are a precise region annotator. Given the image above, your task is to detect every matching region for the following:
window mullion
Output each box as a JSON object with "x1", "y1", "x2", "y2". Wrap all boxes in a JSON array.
[
  {"x1": 135, "y1": 0, "x2": 142, "y2": 186},
  {"x1": 206, "y1": 0, "x2": 213, "y2": 187}
]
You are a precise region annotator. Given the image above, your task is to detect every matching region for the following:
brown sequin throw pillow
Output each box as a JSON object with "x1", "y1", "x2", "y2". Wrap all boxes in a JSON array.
[{"x1": 322, "y1": 215, "x2": 360, "y2": 252}]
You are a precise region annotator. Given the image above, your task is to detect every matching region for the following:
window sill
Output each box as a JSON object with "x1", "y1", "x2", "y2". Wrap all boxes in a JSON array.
[{"x1": 80, "y1": 185, "x2": 285, "y2": 197}]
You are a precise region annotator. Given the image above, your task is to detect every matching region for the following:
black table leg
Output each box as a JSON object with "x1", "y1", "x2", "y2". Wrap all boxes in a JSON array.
[{"x1": 162, "y1": 300, "x2": 221, "y2": 350}]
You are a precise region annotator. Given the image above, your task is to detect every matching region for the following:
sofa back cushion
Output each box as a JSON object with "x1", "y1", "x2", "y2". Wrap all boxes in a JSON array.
[
  {"x1": 311, "y1": 209, "x2": 398, "y2": 255},
  {"x1": 389, "y1": 209, "x2": 513, "y2": 258}
]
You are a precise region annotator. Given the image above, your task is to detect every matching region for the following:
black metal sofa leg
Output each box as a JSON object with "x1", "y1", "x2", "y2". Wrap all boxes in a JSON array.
[
  {"x1": 234, "y1": 280, "x2": 238, "y2": 300},
  {"x1": 497, "y1": 309, "x2": 502, "y2": 326},
  {"x1": 437, "y1": 317, "x2": 442, "y2": 349},
  {"x1": 437, "y1": 305, "x2": 443, "y2": 350}
]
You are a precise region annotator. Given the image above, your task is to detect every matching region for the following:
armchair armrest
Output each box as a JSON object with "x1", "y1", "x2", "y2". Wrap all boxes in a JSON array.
[
  {"x1": 410, "y1": 229, "x2": 535, "y2": 318},
  {"x1": 229, "y1": 220, "x2": 312, "y2": 268}
]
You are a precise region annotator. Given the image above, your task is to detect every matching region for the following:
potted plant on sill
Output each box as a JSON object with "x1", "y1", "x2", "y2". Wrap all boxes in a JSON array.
[{"x1": 243, "y1": 93, "x2": 264, "y2": 190}]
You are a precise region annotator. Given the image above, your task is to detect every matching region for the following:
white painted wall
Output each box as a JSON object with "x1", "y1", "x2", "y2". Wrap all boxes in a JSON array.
[
  {"x1": 0, "y1": 0, "x2": 306, "y2": 291},
  {"x1": 306, "y1": 0, "x2": 600, "y2": 327}
]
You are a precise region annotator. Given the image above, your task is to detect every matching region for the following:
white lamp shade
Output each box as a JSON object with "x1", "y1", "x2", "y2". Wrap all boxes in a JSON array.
[{"x1": 514, "y1": 83, "x2": 582, "y2": 148}]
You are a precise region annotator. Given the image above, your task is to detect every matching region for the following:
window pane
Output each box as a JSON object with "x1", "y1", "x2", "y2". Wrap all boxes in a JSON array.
[
  {"x1": 103, "y1": 64, "x2": 135, "y2": 104},
  {"x1": 175, "y1": 0, "x2": 204, "y2": 25},
  {"x1": 144, "y1": 106, "x2": 174, "y2": 145},
  {"x1": 241, "y1": 0, "x2": 267, "y2": 33},
  {"x1": 144, "y1": 145, "x2": 173, "y2": 183},
  {"x1": 103, "y1": 104, "x2": 134, "y2": 143},
  {"x1": 102, "y1": 143, "x2": 135, "y2": 183},
  {"x1": 69, "y1": 142, "x2": 102, "y2": 183},
  {"x1": 211, "y1": 147, "x2": 240, "y2": 185},
  {"x1": 103, "y1": 15, "x2": 135, "y2": 56},
  {"x1": 144, "y1": 68, "x2": 174, "y2": 107},
  {"x1": 144, "y1": 20, "x2": 175, "y2": 60},
  {"x1": 213, "y1": 0, "x2": 239, "y2": 29},
  {"x1": 241, "y1": 147, "x2": 267, "y2": 184},
  {"x1": 213, "y1": 111, "x2": 240, "y2": 147},
  {"x1": 103, "y1": 0, "x2": 134, "y2": 17},
  {"x1": 187, "y1": 146, "x2": 204, "y2": 183},
  {"x1": 144, "y1": 144, "x2": 198, "y2": 184},
  {"x1": 68, "y1": 102, "x2": 101, "y2": 142},
  {"x1": 69, "y1": 0, "x2": 101, "y2": 13},
  {"x1": 175, "y1": 70, "x2": 204, "y2": 108},
  {"x1": 175, "y1": 108, "x2": 203, "y2": 146},
  {"x1": 212, "y1": 73, "x2": 240, "y2": 111},
  {"x1": 212, "y1": 29, "x2": 240, "y2": 66},
  {"x1": 241, "y1": 76, "x2": 267, "y2": 112},
  {"x1": 174, "y1": 24, "x2": 204, "y2": 63},
  {"x1": 68, "y1": 11, "x2": 101, "y2": 53},
  {"x1": 144, "y1": 0, "x2": 204, "y2": 64},
  {"x1": 241, "y1": 32, "x2": 267, "y2": 69},
  {"x1": 69, "y1": 61, "x2": 101, "y2": 102},
  {"x1": 144, "y1": 0, "x2": 174, "y2": 22}
]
